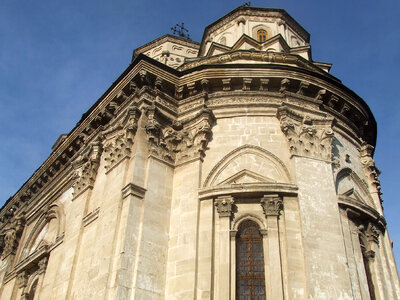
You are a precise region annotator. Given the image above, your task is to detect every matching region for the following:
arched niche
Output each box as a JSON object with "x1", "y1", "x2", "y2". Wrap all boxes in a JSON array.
[
  {"x1": 232, "y1": 213, "x2": 266, "y2": 232},
  {"x1": 252, "y1": 25, "x2": 273, "y2": 43},
  {"x1": 21, "y1": 203, "x2": 65, "y2": 260},
  {"x1": 335, "y1": 168, "x2": 374, "y2": 208},
  {"x1": 203, "y1": 145, "x2": 291, "y2": 187}
]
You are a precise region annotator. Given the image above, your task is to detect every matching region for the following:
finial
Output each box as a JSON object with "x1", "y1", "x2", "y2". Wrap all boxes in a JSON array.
[{"x1": 242, "y1": 1, "x2": 251, "y2": 7}]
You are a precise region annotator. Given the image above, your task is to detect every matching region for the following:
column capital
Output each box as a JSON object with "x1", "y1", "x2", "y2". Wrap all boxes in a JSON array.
[
  {"x1": 214, "y1": 196, "x2": 234, "y2": 218},
  {"x1": 261, "y1": 194, "x2": 283, "y2": 217}
]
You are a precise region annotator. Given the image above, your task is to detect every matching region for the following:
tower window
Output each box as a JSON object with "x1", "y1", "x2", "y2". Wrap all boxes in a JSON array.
[
  {"x1": 257, "y1": 29, "x2": 268, "y2": 42},
  {"x1": 236, "y1": 220, "x2": 266, "y2": 299}
]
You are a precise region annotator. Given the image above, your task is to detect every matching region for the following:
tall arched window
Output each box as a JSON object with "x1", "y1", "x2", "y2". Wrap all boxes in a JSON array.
[
  {"x1": 28, "y1": 278, "x2": 38, "y2": 300},
  {"x1": 236, "y1": 220, "x2": 266, "y2": 299},
  {"x1": 257, "y1": 29, "x2": 268, "y2": 43}
]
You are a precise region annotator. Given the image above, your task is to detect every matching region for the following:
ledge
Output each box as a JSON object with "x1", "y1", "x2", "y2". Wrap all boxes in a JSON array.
[
  {"x1": 338, "y1": 196, "x2": 386, "y2": 228},
  {"x1": 198, "y1": 182, "x2": 298, "y2": 200}
]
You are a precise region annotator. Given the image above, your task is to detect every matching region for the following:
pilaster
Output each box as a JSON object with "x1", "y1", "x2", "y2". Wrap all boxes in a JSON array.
[{"x1": 215, "y1": 195, "x2": 234, "y2": 300}]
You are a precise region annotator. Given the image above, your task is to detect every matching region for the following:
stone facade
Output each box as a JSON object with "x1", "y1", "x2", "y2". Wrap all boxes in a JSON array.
[{"x1": 0, "y1": 6, "x2": 399, "y2": 300}]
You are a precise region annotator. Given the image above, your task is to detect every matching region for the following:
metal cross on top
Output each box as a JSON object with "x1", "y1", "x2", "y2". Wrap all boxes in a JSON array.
[{"x1": 170, "y1": 22, "x2": 191, "y2": 40}]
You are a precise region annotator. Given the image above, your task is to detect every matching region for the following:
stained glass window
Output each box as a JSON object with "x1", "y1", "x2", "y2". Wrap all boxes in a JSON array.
[
  {"x1": 257, "y1": 29, "x2": 268, "y2": 43},
  {"x1": 236, "y1": 220, "x2": 266, "y2": 300}
]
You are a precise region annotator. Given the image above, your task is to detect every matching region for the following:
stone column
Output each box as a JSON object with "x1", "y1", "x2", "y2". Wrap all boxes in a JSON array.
[
  {"x1": 230, "y1": 229, "x2": 237, "y2": 300},
  {"x1": 215, "y1": 195, "x2": 234, "y2": 300},
  {"x1": 363, "y1": 223, "x2": 384, "y2": 300},
  {"x1": 261, "y1": 195, "x2": 284, "y2": 300}
]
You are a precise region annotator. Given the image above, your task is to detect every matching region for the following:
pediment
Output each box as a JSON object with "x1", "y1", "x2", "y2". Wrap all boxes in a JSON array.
[
  {"x1": 341, "y1": 188, "x2": 366, "y2": 205},
  {"x1": 218, "y1": 169, "x2": 276, "y2": 185},
  {"x1": 206, "y1": 42, "x2": 232, "y2": 56},
  {"x1": 231, "y1": 34, "x2": 261, "y2": 51}
]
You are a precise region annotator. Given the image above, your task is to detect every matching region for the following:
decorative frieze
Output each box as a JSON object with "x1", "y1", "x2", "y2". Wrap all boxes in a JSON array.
[
  {"x1": 261, "y1": 195, "x2": 283, "y2": 217},
  {"x1": 215, "y1": 196, "x2": 234, "y2": 217},
  {"x1": 360, "y1": 142, "x2": 382, "y2": 200},
  {"x1": 277, "y1": 106, "x2": 335, "y2": 161}
]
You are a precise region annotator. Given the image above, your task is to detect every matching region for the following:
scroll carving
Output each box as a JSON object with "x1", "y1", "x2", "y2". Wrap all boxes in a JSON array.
[
  {"x1": 360, "y1": 142, "x2": 382, "y2": 201},
  {"x1": 277, "y1": 106, "x2": 334, "y2": 161},
  {"x1": 145, "y1": 104, "x2": 214, "y2": 164},
  {"x1": 215, "y1": 196, "x2": 234, "y2": 217},
  {"x1": 72, "y1": 139, "x2": 102, "y2": 197},
  {"x1": 261, "y1": 195, "x2": 283, "y2": 216},
  {"x1": 103, "y1": 103, "x2": 141, "y2": 171},
  {"x1": 0, "y1": 214, "x2": 25, "y2": 258}
]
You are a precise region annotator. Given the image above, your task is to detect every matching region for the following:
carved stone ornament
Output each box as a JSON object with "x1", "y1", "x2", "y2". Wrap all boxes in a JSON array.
[
  {"x1": 0, "y1": 215, "x2": 25, "y2": 258},
  {"x1": 145, "y1": 104, "x2": 214, "y2": 164},
  {"x1": 38, "y1": 256, "x2": 49, "y2": 274},
  {"x1": 261, "y1": 195, "x2": 283, "y2": 217},
  {"x1": 360, "y1": 142, "x2": 382, "y2": 200},
  {"x1": 17, "y1": 271, "x2": 28, "y2": 289},
  {"x1": 102, "y1": 103, "x2": 141, "y2": 171},
  {"x1": 277, "y1": 106, "x2": 335, "y2": 161},
  {"x1": 365, "y1": 223, "x2": 380, "y2": 245},
  {"x1": 215, "y1": 196, "x2": 234, "y2": 217},
  {"x1": 72, "y1": 139, "x2": 103, "y2": 197}
]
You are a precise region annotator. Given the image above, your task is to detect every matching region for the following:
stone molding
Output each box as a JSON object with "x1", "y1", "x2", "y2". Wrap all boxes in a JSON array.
[
  {"x1": 82, "y1": 207, "x2": 100, "y2": 227},
  {"x1": 121, "y1": 183, "x2": 147, "y2": 200},
  {"x1": 277, "y1": 105, "x2": 334, "y2": 161},
  {"x1": 214, "y1": 196, "x2": 235, "y2": 218},
  {"x1": 199, "y1": 183, "x2": 298, "y2": 201},
  {"x1": 261, "y1": 194, "x2": 283, "y2": 217}
]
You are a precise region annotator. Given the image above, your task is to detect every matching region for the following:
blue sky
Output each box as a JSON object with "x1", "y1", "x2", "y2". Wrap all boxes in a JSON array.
[{"x1": 1, "y1": 0, "x2": 399, "y2": 266}]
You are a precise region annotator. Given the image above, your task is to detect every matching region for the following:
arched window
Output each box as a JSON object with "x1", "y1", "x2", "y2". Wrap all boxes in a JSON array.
[
  {"x1": 236, "y1": 220, "x2": 266, "y2": 299},
  {"x1": 257, "y1": 29, "x2": 268, "y2": 43}
]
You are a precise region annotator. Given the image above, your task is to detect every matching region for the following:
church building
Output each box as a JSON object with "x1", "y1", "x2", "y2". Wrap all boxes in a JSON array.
[{"x1": 0, "y1": 5, "x2": 399, "y2": 300}]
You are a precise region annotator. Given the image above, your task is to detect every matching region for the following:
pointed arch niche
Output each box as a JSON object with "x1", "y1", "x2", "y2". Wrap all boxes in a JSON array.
[
  {"x1": 203, "y1": 144, "x2": 292, "y2": 188},
  {"x1": 199, "y1": 145, "x2": 297, "y2": 299},
  {"x1": 335, "y1": 168, "x2": 375, "y2": 211},
  {"x1": 336, "y1": 168, "x2": 387, "y2": 300},
  {"x1": 11, "y1": 202, "x2": 65, "y2": 299}
]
